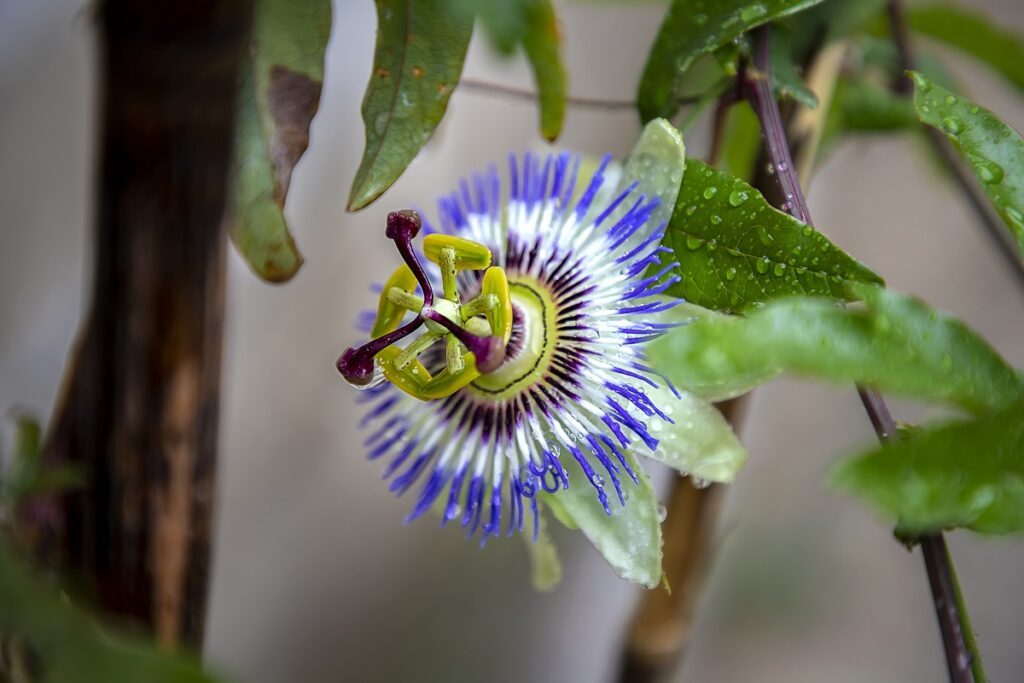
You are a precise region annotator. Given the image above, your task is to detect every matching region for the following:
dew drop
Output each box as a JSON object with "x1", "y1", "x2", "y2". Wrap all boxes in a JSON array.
[
  {"x1": 725, "y1": 267, "x2": 737, "y2": 281},
  {"x1": 656, "y1": 503, "x2": 668, "y2": 522},
  {"x1": 703, "y1": 186, "x2": 718, "y2": 200},
  {"x1": 692, "y1": 476, "x2": 711, "y2": 489},
  {"x1": 944, "y1": 94, "x2": 958, "y2": 105},
  {"x1": 802, "y1": 226, "x2": 813, "y2": 236},
  {"x1": 941, "y1": 116, "x2": 964, "y2": 135},
  {"x1": 909, "y1": 72, "x2": 931, "y2": 92},
  {"x1": 590, "y1": 473, "x2": 605, "y2": 488},
  {"x1": 739, "y1": 4, "x2": 767, "y2": 22},
  {"x1": 772, "y1": 263, "x2": 786, "y2": 277},
  {"x1": 967, "y1": 154, "x2": 1004, "y2": 184},
  {"x1": 685, "y1": 236, "x2": 704, "y2": 250},
  {"x1": 756, "y1": 226, "x2": 774, "y2": 245},
  {"x1": 755, "y1": 258, "x2": 769, "y2": 274},
  {"x1": 728, "y1": 190, "x2": 749, "y2": 207},
  {"x1": 373, "y1": 112, "x2": 389, "y2": 135},
  {"x1": 969, "y1": 106, "x2": 980, "y2": 114},
  {"x1": 710, "y1": 214, "x2": 723, "y2": 225},
  {"x1": 707, "y1": 239, "x2": 718, "y2": 251},
  {"x1": 685, "y1": 204, "x2": 697, "y2": 216}
]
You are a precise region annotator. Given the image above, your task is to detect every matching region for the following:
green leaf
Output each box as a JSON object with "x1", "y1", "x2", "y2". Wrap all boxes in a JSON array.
[
  {"x1": 347, "y1": 0, "x2": 474, "y2": 211},
  {"x1": 649, "y1": 284, "x2": 1024, "y2": 414},
  {"x1": 637, "y1": 0, "x2": 825, "y2": 122},
  {"x1": 906, "y1": 3, "x2": 1024, "y2": 93},
  {"x1": 231, "y1": 0, "x2": 331, "y2": 282},
  {"x1": 522, "y1": 507, "x2": 562, "y2": 591},
  {"x1": 770, "y1": 33, "x2": 819, "y2": 109},
  {"x1": 541, "y1": 451, "x2": 662, "y2": 588},
  {"x1": 0, "y1": 542, "x2": 219, "y2": 683},
  {"x1": 446, "y1": 0, "x2": 567, "y2": 140},
  {"x1": 832, "y1": 399, "x2": 1024, "y2": 535},
  {"x1": 662, "y1": 158, "x2": 882, "y2": 311},
  {"x1": 910, "y1": 72, "x2": 1024, "y2": 254},
  {"x1": 644, "y1": 382, "x2": 748, "y2": 482},
  {"x1": 520, "y1": 0, "x2": 567, "y2": 141}
]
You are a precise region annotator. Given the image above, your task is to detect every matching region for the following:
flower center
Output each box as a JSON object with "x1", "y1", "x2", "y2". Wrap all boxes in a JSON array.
[{"x1": 468, "y1": 277, "x2": 558, "y2": 400}]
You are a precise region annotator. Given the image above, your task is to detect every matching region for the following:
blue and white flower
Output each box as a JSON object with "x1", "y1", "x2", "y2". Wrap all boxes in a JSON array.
[{"x1": 338, "y1": 121, "x2": 746, "y2": 587}]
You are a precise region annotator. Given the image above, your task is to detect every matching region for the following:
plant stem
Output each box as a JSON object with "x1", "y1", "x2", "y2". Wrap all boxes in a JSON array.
[
  {"x1": 744, "y1": 25, "x2": 981, "y2": 683},
  {"x1": 40, "y1": 0, "x2": 252, "y2": 649},
  {"x1": 458, "y1": 78, "x2": 700, "y2": 111},
  {"x1": 885, "y1": 0, "x2": 1024, "y2": 289}
]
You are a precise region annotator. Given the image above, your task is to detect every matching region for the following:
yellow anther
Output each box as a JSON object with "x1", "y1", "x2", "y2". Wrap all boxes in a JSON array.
[
  {"x1": 482, "y1": 266, "x2": 513, "y2": 345},
  {"x1": 423, "y1": 234, "x2": 492, "y2": 270}
]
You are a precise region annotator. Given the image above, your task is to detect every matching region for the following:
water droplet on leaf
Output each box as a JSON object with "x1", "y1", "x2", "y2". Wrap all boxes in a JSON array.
[{"x1": 728, "y1": 190, "x2": 749, "y2": 207}]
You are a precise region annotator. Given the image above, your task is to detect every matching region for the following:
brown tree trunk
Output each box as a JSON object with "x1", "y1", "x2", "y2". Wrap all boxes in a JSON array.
[{"x1": 42, "y1": 0, "x2": 252, "y2": 649}]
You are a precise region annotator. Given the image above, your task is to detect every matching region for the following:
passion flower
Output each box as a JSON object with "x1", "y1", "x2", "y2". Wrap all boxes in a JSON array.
[{"x1": 338, "y1": 121, "x2": 746, "y2": 586}]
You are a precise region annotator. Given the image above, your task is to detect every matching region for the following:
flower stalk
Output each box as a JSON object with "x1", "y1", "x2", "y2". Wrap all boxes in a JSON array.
[{"x1": 744, "y1": 24, "x2": 982, "y2": 683}]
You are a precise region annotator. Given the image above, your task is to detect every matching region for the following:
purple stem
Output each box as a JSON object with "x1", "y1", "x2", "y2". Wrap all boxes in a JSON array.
[
  {"x1": 387, "y1": 209, "x2": 434, "y2": 307},
  {"x1": 743, "y1": 25, "x2": 977, "y2": 683}
]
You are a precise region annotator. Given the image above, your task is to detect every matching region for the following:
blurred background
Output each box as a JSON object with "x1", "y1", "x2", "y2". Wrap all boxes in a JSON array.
[{"x1": 2, "y1": 0, "x2": 1023, "y2": 681}]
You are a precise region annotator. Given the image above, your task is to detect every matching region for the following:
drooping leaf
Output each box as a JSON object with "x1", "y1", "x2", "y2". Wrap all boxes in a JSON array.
[
  {"x1": 0, "y1": 542, "x2": 219, "y2": 683},
  {"x1": 231, "y1": 0, "x2": 331, "y2": 282},
  {"x1": 906, "y1": 3, "x2": 1024, "y2": 93},
  {"x1": 662, "y1": 158, "x2": 883, "y2": 311},
  {"x1": 447, "y1": 0, "x2": 567, "y2": 140},
  {"x1": 649, "y1": 284, "x2": 1024, "y2": 414},
  {"x1": 637, "y1": 0, "x2": 826, "y2": 122},
  {"x1": 541, "y1": 452, "x2": 662, "y2": 588},
  {"x1": 523, "y1": 507, "x2": 562, "y2": 591},
  {"x1": 832, "y1": 399, "x2": 1024, "y2": 535},
  {"x1": 910, "y1": 72, "x2": 1024, "y2": 254},
  {"x1": 520, "y1": 0, "x2": 567, "y2": 141},
  {"x1": 347, "y1": 0, "x2": 474, "y2": 211}
]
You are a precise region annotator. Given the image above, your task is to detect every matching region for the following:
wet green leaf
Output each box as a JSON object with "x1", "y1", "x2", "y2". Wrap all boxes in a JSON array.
[
  {"x1": 662, "y1": 158, "x2": 882, "y2": 311},
  {"x1": 347, "y1": 0, "x2": 473, "y2": 211},
  {"x1": 522, "y1": 507, "x2": 562, "y2": 591},
  {"x1": 649, "y1": 284, "x2": 1024, "y2": 414},
  {"x1": 638, "y1": 0, "x2": 825, "y2": 122},
  {"x1": 906, "y1": 3, "x2": 1024, "y2": 92},
  {"x1": 0, "y1": 542, "x2": 219, "y2": 683},
  {"x1": 832, "y1": 399, "x2": 1024, "y2": 535},
  {"x1": 231, "y1": 0, "x2": 331, "y2": 282},
  {"x1": 910, "y1": 72, "x2": 1024, "y2": 254},
  {"x1": 541, "y1": 451, "x2": 662, "y2": 589}
]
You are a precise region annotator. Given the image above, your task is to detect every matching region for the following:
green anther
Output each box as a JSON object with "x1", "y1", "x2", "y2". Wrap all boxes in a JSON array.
[
  {"x1": 439, "y1": 246, "x2": 459, "y2": 302},
  {"x1": 393, "y1": 331, "x2": 443, "y2": 371},
  {"x1": 461, "y1": 293, "x2": 498, "y2": 318},
  {"x1": 446, "y1": 335, "x2": 464, "y2": 374},
  {"x1": 386, "y1": 287, "x2": 424, "y2": 312}
]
